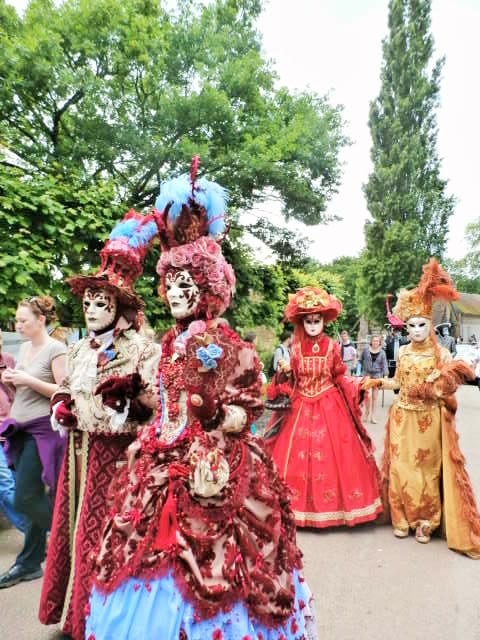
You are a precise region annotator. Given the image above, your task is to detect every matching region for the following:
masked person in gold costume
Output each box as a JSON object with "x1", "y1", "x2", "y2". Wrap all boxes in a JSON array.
[{"x1": 363, "y1": 259, "x2": 480, "y2": 557}]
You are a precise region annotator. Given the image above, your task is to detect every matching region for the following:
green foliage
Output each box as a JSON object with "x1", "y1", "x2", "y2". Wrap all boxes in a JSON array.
[
  {"x1": 0, "y1": 0, "x2": 347, "y2": 327},
  {"x1": 444, "y1": 218, "x2": 480, "y2": 294},
  {"x1": 320, "y1": 255, "x2": 361, "y2": 332},
  {"x1": 0, "y1": 162, "x2": 119, "y2": 325},
  {"x1": 358, "y1": 0, "x2": 454, "y2": 323},
  {"x1": 0, "y1": 0, "x2": 346, "y2": 217}
]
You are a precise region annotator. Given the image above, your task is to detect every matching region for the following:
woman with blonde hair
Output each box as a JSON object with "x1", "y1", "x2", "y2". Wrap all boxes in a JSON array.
[
  {"x1": 0, "y1": 295, "x2": 67, "y2": 588},
  {"x1": 360, "y1": 335, "x2": 389, "y2": 423}
]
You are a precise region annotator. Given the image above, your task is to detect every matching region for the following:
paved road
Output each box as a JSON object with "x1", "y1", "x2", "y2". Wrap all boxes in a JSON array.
[{"x1": 1, "y1": 386, "x2": 480, "y2": 639}]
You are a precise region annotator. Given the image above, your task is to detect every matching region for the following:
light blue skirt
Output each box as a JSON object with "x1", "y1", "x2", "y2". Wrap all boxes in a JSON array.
[{"x1": 85, "y1": 570, "x2": 315, "y2": 640}]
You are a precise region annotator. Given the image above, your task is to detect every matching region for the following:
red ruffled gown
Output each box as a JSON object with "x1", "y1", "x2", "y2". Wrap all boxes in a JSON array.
[{"x1": 268, "y1": 334, "x2": 382, "y2": 528}]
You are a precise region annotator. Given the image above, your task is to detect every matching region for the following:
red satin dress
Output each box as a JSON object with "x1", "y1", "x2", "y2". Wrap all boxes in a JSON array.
[{"x1": 269, "y1": 334, "x2": 382, "y2": 528}]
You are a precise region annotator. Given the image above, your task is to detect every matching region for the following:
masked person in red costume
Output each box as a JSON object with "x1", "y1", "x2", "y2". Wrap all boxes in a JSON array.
[
  {"x1": 84, "y1": 159, "x2": 318, "y2": 640},
  {"x1": 39, "y1": 212, "x2": 160, "y2": 640},
  {"x1": 266, "y1": 286, "x2": 382, "y2": 529}
]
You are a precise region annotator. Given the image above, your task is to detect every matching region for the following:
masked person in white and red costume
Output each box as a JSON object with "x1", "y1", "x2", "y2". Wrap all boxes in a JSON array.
[
  {"x1": 84, "y1": 159, "x2": 318, "y2": 640},
  {"x1": 39, "y1": 212, "x2": 160, "y2": 640}
]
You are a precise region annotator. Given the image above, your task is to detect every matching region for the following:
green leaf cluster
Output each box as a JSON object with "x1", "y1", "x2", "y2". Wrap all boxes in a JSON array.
[{"x1": 0, "y1": 0, "x2": 348, "y2": 329}]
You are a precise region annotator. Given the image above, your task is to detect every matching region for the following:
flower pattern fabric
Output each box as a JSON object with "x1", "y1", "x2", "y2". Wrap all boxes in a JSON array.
[
  {"x1": 380, "y1": 339, "x2": 480, "y2": 556},
  {"x1": 85, "y1": 320, "x2": 317, "y2": 638}
]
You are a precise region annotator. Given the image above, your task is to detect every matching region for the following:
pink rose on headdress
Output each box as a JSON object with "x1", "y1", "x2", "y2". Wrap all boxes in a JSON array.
[
  {"x1": 191, "y1": 251, "x2": 206, "y2": 269},
  {"x1": 206, "y1": 265, "x2": 223, "y2": 283},
  {"x1": 224, "y1": 263, "x2": 235, "y2": 287},
  {"x1": 169, "y1": 245, "x2": 191, "y2": 268},
  {"x1": 213, "y1": 282, "x2": 229, "y2": 296},
  {"x1": 204, "y1": 237, "x2": 221, "y2": 257}
]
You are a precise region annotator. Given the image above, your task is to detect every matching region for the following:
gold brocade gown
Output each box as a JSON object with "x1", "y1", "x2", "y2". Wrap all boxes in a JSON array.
[
  {"x1": 382, "y1": 338, "x2": 480, "y2": 557},
  {"x1": 383, "y1": 340, "x2": 448, "y2": 533}
]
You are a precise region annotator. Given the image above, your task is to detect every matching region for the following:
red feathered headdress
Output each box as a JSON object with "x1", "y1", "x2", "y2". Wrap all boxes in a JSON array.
[
  {"x1": 68, "y1": 209, "x2": 158, "y2": 310},
  {"x1": 392, "y1": 258, "x2": 459, "y2": 321}
]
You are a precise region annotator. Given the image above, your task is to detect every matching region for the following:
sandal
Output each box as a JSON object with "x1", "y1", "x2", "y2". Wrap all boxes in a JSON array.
[
  {"x1": 415, "y1": 522, "x2": 431, "y2": 544},
  {"x1": 393, "y1": 528, "x2": 409, "y2": 538}
]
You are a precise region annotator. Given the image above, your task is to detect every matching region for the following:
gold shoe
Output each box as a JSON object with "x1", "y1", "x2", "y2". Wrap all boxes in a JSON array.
[
  {"x1": 393, "y1": 528, "x2": 409, "y2": 538},
  {"x1": 415, "y1": 522, "x2": 431, "y2": 544}
]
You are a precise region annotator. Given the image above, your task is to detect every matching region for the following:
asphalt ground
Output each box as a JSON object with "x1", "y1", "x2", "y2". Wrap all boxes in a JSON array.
[{"x1": 1, "y1": 386, "x2": 480, "y2": 639}]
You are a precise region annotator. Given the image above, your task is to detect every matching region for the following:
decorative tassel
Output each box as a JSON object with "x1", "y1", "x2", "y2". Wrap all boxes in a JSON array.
[
  {"x1": 190, "y1": 155, "x2": 200, "y2": 190},
  {"x1": 153, "y1": 462, "x2": 189, "y2": 551},
  {"x1": 153, "y1": 484, "x2": 178, "y2": 551}
]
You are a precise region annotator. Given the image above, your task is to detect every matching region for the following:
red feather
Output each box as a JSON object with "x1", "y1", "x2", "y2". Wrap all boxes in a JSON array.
[{"x1": 190, "y1": 155, "x2": 200, "y2": 191}]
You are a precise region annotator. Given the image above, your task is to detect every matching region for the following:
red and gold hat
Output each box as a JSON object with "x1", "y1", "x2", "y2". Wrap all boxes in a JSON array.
[
  {"x1": 68, "y1": 209, "x2": 158, "y2": 310},
  {"x1": 284, "y1": 286, "x2": 342, "y2": 324},
  {"x1": 392, "y1": 258, "x2": 459, "y2": 322}
]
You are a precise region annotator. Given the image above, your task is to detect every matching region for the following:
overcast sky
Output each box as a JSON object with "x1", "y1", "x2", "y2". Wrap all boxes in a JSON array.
[
  {"x1": 256, "y1": 0, "x2": 480, "y2": 262},
  {"x1": 7, "y1": 0, "x2": 480, "y2": 263}
]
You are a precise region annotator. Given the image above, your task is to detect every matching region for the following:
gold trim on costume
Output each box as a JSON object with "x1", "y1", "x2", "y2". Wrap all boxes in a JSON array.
[
  {"x1": 294, "y1": 497, "x2": 382, "y2": 523},
  {"x1": 60, "y1": 431, "x2": 89, "y2": 630},
  {"x1": 283, "y1": 399, "x2": 305, "y2": 479}
]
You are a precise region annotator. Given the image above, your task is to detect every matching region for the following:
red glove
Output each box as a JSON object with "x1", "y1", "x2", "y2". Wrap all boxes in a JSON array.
[
  {"x1": 54, "y1": 399, "x2": 77, "y2": 429},
  {"x1": 95, "y1": 373, "x2": 145, "y2": 413},
  {"x1": 187, "y1": 393, "x2": 220, "y2": 428}
]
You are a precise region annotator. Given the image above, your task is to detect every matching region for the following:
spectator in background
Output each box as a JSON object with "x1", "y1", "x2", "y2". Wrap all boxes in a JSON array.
[
  {"x1": 339, "y1": 330, "x2": 357, "y2": 375},
  {"x1": 0, "y1": 329, "x2": 27, "y2": 533},
  {"x1": 360, "y1": 335, "x2": 388, "y2": 423},
  {"x1": 0, "y1": 296, "x2": 67, "y2": 589},
  {"x1": 385, "y1": 325, "x2": 409, "y2": 378},
  {"x1": 271, "y1": 329, "x2": 292, "y2": 375},
  {"x1": 243, "y1": 332, "x2": 267, "y2": 385},
  {"x1": 435, "y1": 322, "x2": 457, "y2": 356}
]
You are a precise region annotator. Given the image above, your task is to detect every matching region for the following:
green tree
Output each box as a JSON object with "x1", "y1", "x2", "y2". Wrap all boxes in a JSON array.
[
  {"x1": 357, "y1": 0, "x2": 454, "y2": 323},
  {"x1": 445, "y1": 219, "x2": 480, "y2": 294},
  {"x1": 320, "y1": 255, "x2": 361, "y2": 333},
  {"x1": 0, "y1": 0, "x2": 347, "y2": 324}
]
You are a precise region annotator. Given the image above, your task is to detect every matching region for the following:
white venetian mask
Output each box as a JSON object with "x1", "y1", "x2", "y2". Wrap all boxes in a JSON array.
[
  {"x1": 83, "y1": 288, "x2": 118, "y2": 332},
  {"x1": 165, "y1": 269, "x2": 200, "y2": 319},
  {"x1": 303, "y1": 313, "x2": 324, "y2": 337},
  {"x1": 406, "y1": 316, "x2": 431, "y2": 343}
]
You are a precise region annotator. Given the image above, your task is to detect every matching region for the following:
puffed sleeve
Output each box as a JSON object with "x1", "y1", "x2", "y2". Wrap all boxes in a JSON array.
[
  {"x1": 331, "y1": 340, "x2": 347, "y2": 382},
  {"x1": 184, "y1": 322, "x2": 264, "y2": 434}
]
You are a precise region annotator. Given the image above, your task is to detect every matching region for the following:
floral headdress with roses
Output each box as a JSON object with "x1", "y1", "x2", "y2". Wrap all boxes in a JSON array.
[{"x1": 154, "y1": 157, "x2": 235, "y2": 319}]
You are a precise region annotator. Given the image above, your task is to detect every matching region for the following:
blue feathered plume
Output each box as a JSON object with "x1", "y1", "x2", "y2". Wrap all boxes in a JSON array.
[
  {"x1": 109, "y1": 212, "x2": 158, "y2": 249},
  {"x1": 155, "y1": 174, "x2": 228, "y2": 237}
]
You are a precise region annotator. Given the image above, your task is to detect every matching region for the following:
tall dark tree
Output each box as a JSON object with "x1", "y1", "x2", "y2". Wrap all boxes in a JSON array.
[{"x1": 357, "y1": 0, "x2": 454, "y2": 323}]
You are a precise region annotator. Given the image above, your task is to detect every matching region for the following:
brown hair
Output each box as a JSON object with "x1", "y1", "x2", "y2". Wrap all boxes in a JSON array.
[{"x1": 18, "y1": 295, "x2": 58, "y2": 324}]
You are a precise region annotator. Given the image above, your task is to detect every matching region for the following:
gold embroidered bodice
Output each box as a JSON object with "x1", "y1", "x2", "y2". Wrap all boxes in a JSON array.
[
  {"x1": 294, "y1": 339, "x2": 335, "y2": 398},
  {"x1": 388, "y1": 341, "x2": 451, "y2": 410}
]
